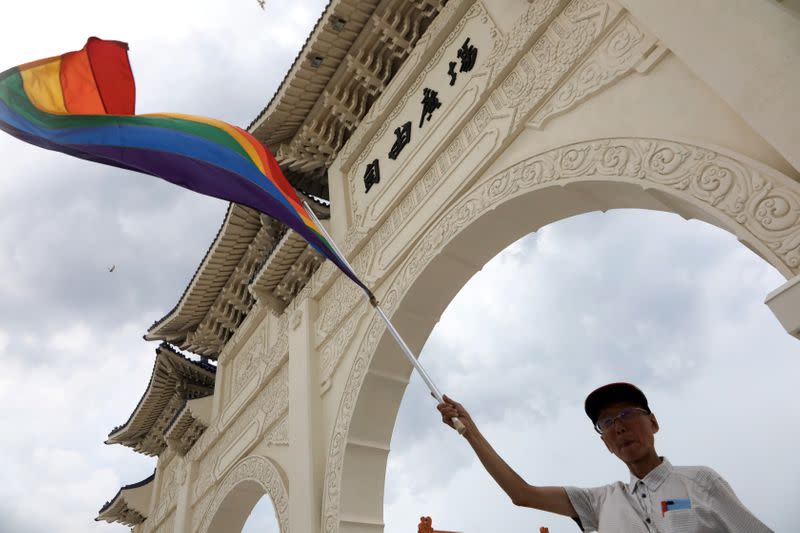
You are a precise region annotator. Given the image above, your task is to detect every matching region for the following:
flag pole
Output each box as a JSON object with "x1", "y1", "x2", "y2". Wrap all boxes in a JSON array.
[{"x1": 303, "y1": 202, "x2": 465, "y2": 434}]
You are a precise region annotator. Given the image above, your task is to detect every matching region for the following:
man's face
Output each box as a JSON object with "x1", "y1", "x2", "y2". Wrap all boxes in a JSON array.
[{"x1": 598, "y1": 401, "x2": 659, "y2": 464}]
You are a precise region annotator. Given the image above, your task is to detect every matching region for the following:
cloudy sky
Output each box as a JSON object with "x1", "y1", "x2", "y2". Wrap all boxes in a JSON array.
[{"x1": 0, "y1": 2, "x2": 797, "y2": 533}]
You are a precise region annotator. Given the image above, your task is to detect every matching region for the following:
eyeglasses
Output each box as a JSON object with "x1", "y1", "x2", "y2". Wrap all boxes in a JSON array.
[{"x1": 594, "y1": 407, "x2": 650, "y2": 434}]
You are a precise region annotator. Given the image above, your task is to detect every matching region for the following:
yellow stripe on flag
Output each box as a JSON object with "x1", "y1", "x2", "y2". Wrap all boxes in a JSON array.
[{"x1": 20, "y1": 58, "x2": 67, "y2": 114}]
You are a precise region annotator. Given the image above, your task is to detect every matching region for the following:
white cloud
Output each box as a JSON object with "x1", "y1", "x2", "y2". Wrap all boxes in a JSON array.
[
  {"x1": 0, "y1": 317, "x2": 158, "y2": 533},
  {"x1": 46, "y1": 323, "x2": 95, "y2": 354}
]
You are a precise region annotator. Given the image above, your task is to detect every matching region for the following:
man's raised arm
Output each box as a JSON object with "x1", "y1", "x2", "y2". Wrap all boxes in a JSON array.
[{"x1": 437, "y1": 395, "x2": 577, "y2": 518}]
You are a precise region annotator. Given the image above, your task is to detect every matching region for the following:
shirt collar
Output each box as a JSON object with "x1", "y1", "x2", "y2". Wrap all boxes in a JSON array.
[{"x1": 628, "y1": 457, "x2": 672, "y2": 494}]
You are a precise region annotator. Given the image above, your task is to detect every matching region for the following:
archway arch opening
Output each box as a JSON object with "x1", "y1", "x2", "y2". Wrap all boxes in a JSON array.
[
  {"x1": 199, "y1": 456, "x2": 288, "y2": 533},
  {"x1": 380, "y1": 209, "x2": 799, "y2": 533},
  {"x1": 327, "y1": 140, "x2": 800, "y2": 533},
  {"x1": 241, "y1": 492, "x2": 281, "y2": 533},
  {"x1": 206, "y1": 480, "x2": 274, "y2": 533}
]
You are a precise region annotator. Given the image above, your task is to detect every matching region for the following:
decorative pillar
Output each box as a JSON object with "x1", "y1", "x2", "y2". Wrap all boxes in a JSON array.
[
  {"x1": 211, "y1": 357, "x2": 228, "y2": 421},
  {"x1": 147, "y1": 457, "x2": 165, "y2": 523},
  {"x1": 326, "y1": 163, "x2": 352, "y2": 240},
  {"x1": 288, "y1": 293, "x2": 323, "y2": 533}
]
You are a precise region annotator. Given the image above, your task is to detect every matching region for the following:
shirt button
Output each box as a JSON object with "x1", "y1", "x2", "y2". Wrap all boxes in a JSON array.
[
  {"x1": 642, "y1": 493, "x2": 647, "y2": 498},
  {"x1": 646, "y1": 518, "x2": 651, "y2": 523}
]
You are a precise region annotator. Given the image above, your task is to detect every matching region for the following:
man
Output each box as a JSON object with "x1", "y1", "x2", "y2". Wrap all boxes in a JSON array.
[{"x1": 436, "y1": 382, "x2": 772, "y2": 532}]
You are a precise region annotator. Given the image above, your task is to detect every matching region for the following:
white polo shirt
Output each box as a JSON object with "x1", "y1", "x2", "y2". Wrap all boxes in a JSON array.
[{"x1": 564, "y1": 458, "x2": 773, "y2": 532}]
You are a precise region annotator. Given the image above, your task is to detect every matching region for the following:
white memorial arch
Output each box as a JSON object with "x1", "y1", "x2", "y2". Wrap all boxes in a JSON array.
[{"x1": 95, "y1": 1, "x2": 800, "y2": 531}]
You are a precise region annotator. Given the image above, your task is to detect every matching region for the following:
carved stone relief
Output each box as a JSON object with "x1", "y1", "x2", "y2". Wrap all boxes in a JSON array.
[
  {"x1": 225, "y1": 314, "x2": 288, "y2": 420},
  {"x1": 319, "y1": 310, "x2": 365, "y2": 393},
  {"x1": 232, "y1": 328, "x2": 266, "y2": 398},
  {"x1": 325, "y1": 0, "x2": 564, "y2": 273},
  {"x1": 265, "y1": 414, "x2": 289, "y2": 447},
  {"x1": 193, "y1": 362, "x2": 289, "y2": 504},
  {"x1": 320, "y1": 287, "x2": 400, "y2": 533},
  {"x1": 528, "y1": 14, "x2": 657, "y2": 129},
  {"x1": 159, "y1": 513, "x2": 174, "y2": 533},
  {"x1": 505, "y1": 0, "x2": 625, "y2": 130},
  {"x1": 150, "y1": 456, "x2": 185, "y2": 528},
  {"x1": 218, "y1": 300, "x2": 267, "y2": 364}
]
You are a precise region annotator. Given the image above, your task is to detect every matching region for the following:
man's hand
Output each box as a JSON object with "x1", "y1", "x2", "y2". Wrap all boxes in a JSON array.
[{"x1": 437, "y1": 395, "x2": 475, "y2": 437}]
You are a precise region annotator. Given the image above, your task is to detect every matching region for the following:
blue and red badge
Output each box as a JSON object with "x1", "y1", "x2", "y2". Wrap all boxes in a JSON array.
[{"x1": 661, "y1": 498, "x2": 692, "y2": 516}]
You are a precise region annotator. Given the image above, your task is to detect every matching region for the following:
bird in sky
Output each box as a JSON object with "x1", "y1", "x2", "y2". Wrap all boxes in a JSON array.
[
  {"x1": 108, "y1": 265, "x2": 115, "y2": 273},
  {"x1": 257, "y1": 0, "x2": 265, "y2": 9}
]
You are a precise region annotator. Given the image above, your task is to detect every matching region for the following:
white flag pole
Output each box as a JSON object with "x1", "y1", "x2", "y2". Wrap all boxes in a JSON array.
[{"x1": 303, "y1": 201, "x2": 465, "y2": 434}]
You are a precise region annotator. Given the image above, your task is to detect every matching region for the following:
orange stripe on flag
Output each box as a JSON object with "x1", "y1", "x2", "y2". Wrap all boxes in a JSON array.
[{"x1": 61, "y1": 49, "x2": 106, "y2": 114}]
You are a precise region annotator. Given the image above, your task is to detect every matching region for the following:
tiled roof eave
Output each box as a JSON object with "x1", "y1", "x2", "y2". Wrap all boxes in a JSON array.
[
  {"x1": 96, "y1": 472, "x2": 155, "y2": 526},
  {"x1": 247, "y1": 0, "x2": 355, "y2": 141},
  {"x1": 147, "y1": 209, "x2": 287, "y2": 357},
  {"x1": 164, "y1": 399, "x2": 209, "y2": 456},
  {"x1": 146, "y1": 204, "x2": 263, "y2": 341},
  {"x1": 106, "y1": 345, "x2": 216, "y2": 454}
]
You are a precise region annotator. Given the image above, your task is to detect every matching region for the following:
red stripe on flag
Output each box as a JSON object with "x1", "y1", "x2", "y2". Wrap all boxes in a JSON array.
[
  {"x1": 86, "y1": 37, "x2": 135, "y2": 115},
  {"x1": 265, "y1": 150, "x2": 303, "y2": 204}
]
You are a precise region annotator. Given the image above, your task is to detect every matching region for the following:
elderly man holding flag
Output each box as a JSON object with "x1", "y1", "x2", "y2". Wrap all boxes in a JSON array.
[{"x1": 437, "y1": 383, "x2": 773, "y2": 532}]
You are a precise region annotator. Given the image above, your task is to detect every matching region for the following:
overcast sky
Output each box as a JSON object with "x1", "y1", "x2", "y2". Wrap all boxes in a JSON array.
[{"x1": 0, "y1": 2, "x2": 797, "y2": 533}]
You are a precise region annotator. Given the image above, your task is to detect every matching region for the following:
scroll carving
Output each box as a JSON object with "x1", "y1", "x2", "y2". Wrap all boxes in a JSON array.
[{"x1": 232, "y1": 328, "x2": 266, "y2": 396}]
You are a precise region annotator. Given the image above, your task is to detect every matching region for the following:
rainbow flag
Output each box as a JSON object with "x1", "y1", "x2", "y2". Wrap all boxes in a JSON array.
[{"x1": 0, "y1": 37, "x2": 370, "y2": 295}]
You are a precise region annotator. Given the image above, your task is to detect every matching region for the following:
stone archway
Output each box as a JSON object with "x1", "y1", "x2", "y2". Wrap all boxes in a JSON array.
[
  {"x1": 321, "y1": 137, "x2": 800, "y2": 532},
  {"x1": 197, "y1": 455, "x2": 289, "y2": 533}
]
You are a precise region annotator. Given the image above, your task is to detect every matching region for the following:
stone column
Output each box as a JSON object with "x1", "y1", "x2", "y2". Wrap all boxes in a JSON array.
[
  {"x1": 173, "y1": 459, "x2": 196, "y2": 533},
  {"x1": 288, "y1": 293, "x2": 323, "y2": 533},
  {"x1": 211, "y1": 358, "x2": 228, "y2": 420},
  {"x1": 326, "y1": 163, "x2": 351, "y2": 242}
]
